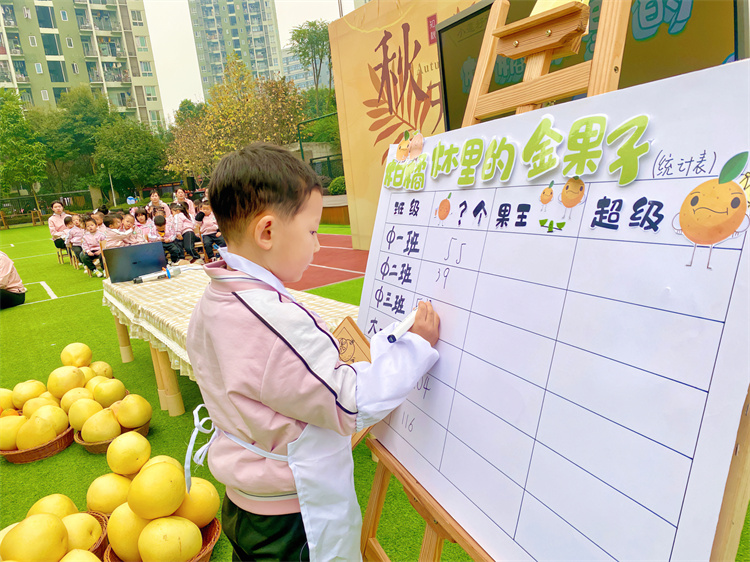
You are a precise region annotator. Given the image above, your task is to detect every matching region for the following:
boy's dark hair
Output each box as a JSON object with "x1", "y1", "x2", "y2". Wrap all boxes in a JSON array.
[
  {"x1": 154, "y1": 215, "x2": 166, "y2": 227},
  {"x1": 97, "y1": 205, "x2": 109, "y2": 215},
  {"x1": 208, "y1": 143, "x2": 321, "y2": 242},
  {"x1": 103, "y1": 215, "x2": 120, "y2": 228},
  {"x1": 51, "y1": 200, "x2": 64, "y2": 208},
  {"x1": 84, "y1": 216, "x2": 96, "y2": 226},
  {"x1": 64, "y1": 216, "x2": 73, "y2": 226}
]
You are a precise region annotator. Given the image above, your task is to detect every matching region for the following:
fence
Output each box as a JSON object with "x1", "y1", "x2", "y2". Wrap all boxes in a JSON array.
[
  {"x1": 309, "y1": 155, "x2": 344, "y2": 182},
  {"x1": 0, "y1": 191, "x2": 94, "y2": 225}
]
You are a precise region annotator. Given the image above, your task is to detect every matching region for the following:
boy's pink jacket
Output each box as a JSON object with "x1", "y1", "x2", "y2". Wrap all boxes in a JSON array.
[
  {"x1": 66, "y1": 226, "x2": 84, "y2": 247},
  {"x1": 81, "y1": 231, "x2": 105, "y2": 254},
  {"x1": 147, "y1": 222, "x2": 176, "y2": 243},
  {"x1": 198, "y1": 212, "x2": 219, "y2": 236},
  {"x1": 187, "y1": 261, "x2": 438, "y2": 516},
  {"x1": 173, "y1": 213, "x2": 194, "y2": 236}
]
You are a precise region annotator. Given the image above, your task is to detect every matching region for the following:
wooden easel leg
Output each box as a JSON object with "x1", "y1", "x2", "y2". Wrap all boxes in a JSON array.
[
  {"x1": 114, "y1": 317, "x2": 134, "y2": 363},
  {"x1": 418, "y1": 525, "x2": 444, "y2": 562},
  {"x1": 149, "y1": 344, "x2": 168, "y2": 410},
  {"x1": 361, "y1": 459, "x2": 392, "y2": 561},
  {"x1": 516, "y1": 50, "x2": 555, "y2": 114},
  {"x1": 156, "y1": 350, "x2": 185, "y2": 416}
]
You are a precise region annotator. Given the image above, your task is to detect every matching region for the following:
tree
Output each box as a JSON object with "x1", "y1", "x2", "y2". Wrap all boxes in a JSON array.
[
  {"x1": 94, "y1": 118, "x2": 167, "y2": 198},
  {"x1": 166, "y1": 113, "x2": 216, "y2": 189},
  {"x1": 0, "y1": 91, "x2": 47, "y2": 204},
  {"x1": 174, "y1": 99, "x2": 206, "y2": 126},
  {"x1": 289, "y1": 20, "x2": 331, "y2": 116},
  {"x1": 57, "y1": 86, "x2": 115, "y2": 174}
]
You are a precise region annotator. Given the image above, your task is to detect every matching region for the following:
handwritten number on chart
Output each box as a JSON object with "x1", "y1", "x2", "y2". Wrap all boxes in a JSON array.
[
  {"x1": 401, "y1": 411, "x2": 415, "y2": 432},
  {"x1": 415, "y1": 375, "x2": 432, "y2": 399},
  {"x1": 445, "y1": 237, "x2": 466, "y2": 264},
  {"x1": 435, "y1": 267, "x2": 450, "y2": 289}
]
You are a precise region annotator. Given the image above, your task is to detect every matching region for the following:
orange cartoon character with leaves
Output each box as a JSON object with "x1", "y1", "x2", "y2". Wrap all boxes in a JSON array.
[
  {"x1": 560, "y1": 176, "x2": 586, "y2": 219},
  {"x1": 673, "y1": 152, "x2": 749, "y2": 269},
  {"x1": 434, "y1": 193, "x2": 451, "y2": 226},
  {"x1": 395, "y1": 130, "x2": 424, "y2": 162},
  {"x1": 540, "y1": 181, "x2": 554, "y2": 212}
]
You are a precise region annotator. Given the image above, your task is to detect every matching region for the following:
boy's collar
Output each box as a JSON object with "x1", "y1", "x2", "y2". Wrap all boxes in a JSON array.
[{"x1": 217, "y1": 247, "x2": 294, "y2": 301}]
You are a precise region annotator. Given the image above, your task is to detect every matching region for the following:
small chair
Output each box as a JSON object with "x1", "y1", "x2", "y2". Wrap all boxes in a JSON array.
[
  {"x1": 99, "y1": 241, "x2": 110, "y2": 278},
  {"x1": 56, "y1": 244, "x2": 69, "y2": 265},
  {"x1": 67, "y1": 243, "x2": 80, "y2": 270}
]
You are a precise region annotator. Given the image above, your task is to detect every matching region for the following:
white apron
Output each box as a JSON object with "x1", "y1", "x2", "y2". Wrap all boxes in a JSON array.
[{"x1": 185, "y1": 405, "x2": 363, "y2": 562}]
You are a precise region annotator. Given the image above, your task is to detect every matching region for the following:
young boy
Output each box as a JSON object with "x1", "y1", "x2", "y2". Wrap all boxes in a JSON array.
[
  {"x1": 186, "y1": 143, "x2": 440, "y2": 561},
  {"x1": 80, "y1": 216, "x2": 105, "y2": 277},
  {"x1": 66, "y1": 214, "x2": 85, "y2": 258},
  {"x1": 193, "y1": 200, "x2": 225, "y2": 260},
  {"x1": 149, "y1": 214, "x2": 184, "y2": 264}
]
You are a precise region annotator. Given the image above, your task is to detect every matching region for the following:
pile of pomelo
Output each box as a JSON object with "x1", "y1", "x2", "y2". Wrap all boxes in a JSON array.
[
  {"x1": 0, "y1": 343, "x2": 153, "y2": 452},
  {"x1": 0, "y1": 493, "x2": 104, "y2": 562},
  {"x1": 91, "y1": 433, "x2": 220, "y2": 562}
]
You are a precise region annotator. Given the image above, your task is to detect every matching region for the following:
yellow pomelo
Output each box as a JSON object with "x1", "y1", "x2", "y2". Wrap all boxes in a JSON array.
[
  {"x1": 78, "y1": 367, "x2": 97, "y2": 385},
  {"x1": 26, "y1": 493, "x2": 78, "y2": 519},
  {"x1": 116, "y1": 395, "x2": 152, "y2": 429},
  {"x1": 173, "y1": 477, "x2": 220, "y2": 529},
  {"x1": 31, "y1": 405, "x2": 68, "y2": 435},
  {"x1": 137, "y1": 516, "x2": 201, "y2": 562},
  {"x1": 61, "y1": 513, "x2": 101, "y2": 551},
  {"x1": 108, "y1": 503, "x2": 151, "y2": 562},
  {"x1": 84, "y1": 376, "x2": 108, "y2": 394},
  {"x1": 89, "y1": 361, "x2": 113, "y2": 379},
  {"x1": 0, "y1": 389, "x2": 13, "y2": 410},
  {"x1": 0, "y1": 408, "x2": 20, "y2": 417},
  {"x1": 81, "y1": 408, "x2": 120, "y2": 443},
  {"x1": 93, "y1": 379, "x2": 127, "y2": 409},
  {"x1": 60, "y1": 549, "x2": 102, "y2": 562},
  {"x1": 86, "y1": 473, "x2": 131, "y2": 514},
  {"x1": 60, "y1": 388, "x2": 94, "y2": 413},
  {"x1": 15, "y1": 416, "x2": 56, "y2": 450},
  {"x1": 11, "y1": 380, "x2": 46, "y2": 409},
  {"x1": 128, "y1": 463, "x2": 186, "y2": 519},
  {"x1": 60, "y1": 343, "x2": 93, "y2": 368},
  {"x1": 0, "y1": 521, "x2": 19, "y2": 551},
  {"x1": 140, "y1": 455, "x2": 182, "y2": 473},
  {"x1": 22, "y1": 396, "x2": 58, "y2": 418},
  {"x1": 68, "y1": 399, "x2": 103, "y2": 432},
  {"x1": 107, "y1": 432, "x2": 151, "y2": 475},
  {"x1": 0, "y1": 514, "x2": 67, "y2": 562},
  {"x1": 0, "y1": 415, "x2": 27, "y2": 451},
  {"x1": 47, "y1": 366, "x2": 85, "y2": 400},
  {"x1": 39, "y1": 391, "x2": 61, "y2": 406}
]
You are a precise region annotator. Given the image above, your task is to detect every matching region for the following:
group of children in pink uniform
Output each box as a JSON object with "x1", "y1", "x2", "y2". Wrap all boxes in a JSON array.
[{"x1": 49, "y1": 188, "x2": 226, "y2": 277}]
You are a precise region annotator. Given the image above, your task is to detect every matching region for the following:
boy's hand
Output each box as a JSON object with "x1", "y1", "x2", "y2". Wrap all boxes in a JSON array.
[{"x1": 409, "y1": 301, "x2": 440, "y2": 347}]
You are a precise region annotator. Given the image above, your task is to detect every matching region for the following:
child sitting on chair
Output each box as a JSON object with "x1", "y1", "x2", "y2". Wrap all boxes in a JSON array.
[
  {"x1": 171, "y1": 202, "x2": 201, "y2": 262},
  {"x1": 80, "y1": 216, "x2": 106, "y2": 277},
  {"x1": 120, "y1": 213, "x2": 146, "y2": 245},
  {"x1": 66, "y1": 214, "x2": 85, "y2": 258},
  {"x1": 133, "y1": 208, "x2": 152, "y2": 237},
  {"x1": 185, "y1": 143, "x2": 440, "y2": 561},
  {"x1": 194, "y1": 200, "x2": 225, "y2": 261},
  {"x1": 149, "y1": 215, "x2": 184, "y2": 264}
]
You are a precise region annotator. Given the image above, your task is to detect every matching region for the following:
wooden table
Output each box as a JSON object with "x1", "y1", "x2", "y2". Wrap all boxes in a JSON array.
[{"x1": 102, "y1": 269, "x2": 359, "y2": 416}]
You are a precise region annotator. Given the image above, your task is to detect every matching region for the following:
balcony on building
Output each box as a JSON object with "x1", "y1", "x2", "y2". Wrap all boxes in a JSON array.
[
  {"x1": 89, "y1": 71, "x2": 103, "y2": 82},
  {"x1": 110, "y1": 92, "x2": 135, "y2": 110},
  {"x1": 7, "y1": 34, "x2": 23, "y2": 56},
  {"x1": 73, "y1": 0, "x2": 87, "y2": 4},
  {"x1": 36, "y1": 6, "x2": 57, "y2": 29},
  {"x1": 91, "y1": 12, "x2": 121, "y2": 33},
  {"x1": 82, "y1": 40, "x2": 97, "y2": 57},
  {"x1": 78, "y1": 18, "x2": 93, "y2": 31},
  {"x1": 0, "y1": 61, "x2": 11, "y2": 83},
  {"x1": 1, "y1": 4, "x2": 17, "y2": 26}
]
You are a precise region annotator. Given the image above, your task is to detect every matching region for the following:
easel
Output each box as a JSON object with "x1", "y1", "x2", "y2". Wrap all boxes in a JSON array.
[
  {"x1": 30, "y1": 210, "x2": 42, "y2": 226},
  {"x1": 360, "y1": 1, "x2": 634, "y2": 560}
]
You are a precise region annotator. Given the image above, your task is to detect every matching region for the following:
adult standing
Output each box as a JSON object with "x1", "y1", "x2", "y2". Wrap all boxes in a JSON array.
[
  {"x1": 47, "y1": 200, "x2": 70, "y2": 249},
  {"x1": 0, "y1": 251, "x2": 26, "y2": 309},
  {"x1": 145, "y1": 189, "x2": 171, "y2": 219},
  {"x1": 174, "y1": 188, "x2": 196, "y2": 217}
]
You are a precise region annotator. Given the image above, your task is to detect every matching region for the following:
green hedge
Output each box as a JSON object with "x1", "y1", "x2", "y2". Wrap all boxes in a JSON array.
[{"x1": 328, "y1": 176, "x2": 346, "y2": 196}]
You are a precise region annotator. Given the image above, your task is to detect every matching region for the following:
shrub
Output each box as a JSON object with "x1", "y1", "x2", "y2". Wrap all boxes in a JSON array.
[{"x1": 328, "y1": 176, "x2": 346, "y2": 196}]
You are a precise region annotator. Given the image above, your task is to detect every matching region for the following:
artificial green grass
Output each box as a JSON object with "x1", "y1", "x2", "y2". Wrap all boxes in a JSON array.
[
  {"x1": 317, "y1": 223, "x2": 351, "y2": 235},
  {"x1": 307, "y1": 277, "x2": 364, "y2": 307}
]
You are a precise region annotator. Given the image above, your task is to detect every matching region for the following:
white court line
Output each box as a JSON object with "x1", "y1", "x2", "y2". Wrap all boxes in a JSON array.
[
  {"x1": 0, "y1": 239, "x2": 47, "y2": 247},
  {"x1": 12, "y1": 252, "x2": 57, "y2": 260},
  {"x1": 39, "y1": 281, "x2": 57, "y2": 299},
  {"x1": 9, "y1": 244, "x2": 13, "y2": 247},
  {"x1": 308, "y1": 263, "x2": 365, "y2": 275},
  {"x1": 21, "y1": 289, "x2": 101, "y2": 306}
]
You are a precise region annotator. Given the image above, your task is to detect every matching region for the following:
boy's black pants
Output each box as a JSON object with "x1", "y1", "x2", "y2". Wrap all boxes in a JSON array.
[
  {"x1": 222, "y1": 495, "x2": 309, "y2": 562},
  {"x1": 202, "y1": 232, "x2": 226, "y2": 259}
]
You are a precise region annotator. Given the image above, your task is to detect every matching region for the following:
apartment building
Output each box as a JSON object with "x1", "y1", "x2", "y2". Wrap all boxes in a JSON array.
[
  {"x1": 0, "y1": 0, "x2": 165, "y2": 128},
  {"x1": 280, "y1": 46, "x2": 330, "y2": 92},
  {"x1": 188, "y1": 0, "x2": 283, "y2": 97}
]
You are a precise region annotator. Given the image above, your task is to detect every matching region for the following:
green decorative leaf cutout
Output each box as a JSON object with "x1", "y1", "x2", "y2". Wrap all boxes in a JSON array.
[
  {"x1": 447, "y1": 192, "x2": 451, "y2": 199},
  {"x1": 548, "y1": 181, "x2": 554, "y2": 188},
  {"x1": 404, "y1": 130, "x2": 410, "y2": 141},
  {"x1": 719, "y1": 152, "x2": 749, "y2": 184}
]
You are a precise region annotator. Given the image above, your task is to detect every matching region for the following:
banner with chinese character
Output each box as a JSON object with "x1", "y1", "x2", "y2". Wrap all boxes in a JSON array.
[{"x1": 359, "y1": 60, "x2": 750, "y2": 561}]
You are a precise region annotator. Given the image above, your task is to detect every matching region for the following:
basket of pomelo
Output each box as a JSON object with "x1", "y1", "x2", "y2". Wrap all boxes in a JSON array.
[
  {"x1": 0, "y1": 494, "x2": 108, "y2": 561},
  {"x1": 93, "y1": 439, "x2": 222, "y2": 562}
]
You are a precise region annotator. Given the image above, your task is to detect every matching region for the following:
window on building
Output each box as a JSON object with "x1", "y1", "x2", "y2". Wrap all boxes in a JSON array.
[
  {"x1": 60, "y1": 10, "x2": 68, "y2": 21},
  {"x1": 71, "y1": 62, "x2": 79, "y2": 74},
  {"x1": 149, "y1": 109, "x2": 161, "y2": 123},
  {"x1": 195, "y1": 30, "x2": 201, "y2": 38},
  {"x1": 131, "y1": 10, "x2": 144, "y2": 26},
  {"x1": 203, "y1": 76, "x2": 208, "y2": 83},
  {"x1": 29, "y1": 36, "x2": 37, "y2": 47},
  {"x1": 198, "y1": 54, "x2": 204, "y2": 61},
  {"x1": 23, "y1": 7, "x2": 31, "y2": 18},
  {"x1": 145, "y1": 86, "x2": 157, "y2": 101},
  {"x1": 200, "y1": 65, "x2": 206, "y2": 72},
  {"x1": 41, "y1": 89, "x2": 49, "y2": 101},
  {"x1": 66, "y1": 37, "x2": 73, "y2": 48},
  {"x1": 136, "y1": 36, "x2": 148, "y2": 52},
  {"x1": 229, "y1": 15, "x2": 236, "y2": 25},
  {"x1": 35, "y1": 62, "x2": 43, "y2": 74},
  {"x1": 140, "y1": 61, "x2": 152, "y2": 77},
  {"x1": 231, "y1": 28, "x2": 239, "y2": 38}
]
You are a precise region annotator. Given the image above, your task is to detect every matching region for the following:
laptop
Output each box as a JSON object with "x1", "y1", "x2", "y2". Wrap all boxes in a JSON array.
[{"x1": 104, "y1": 242, "x2": 167, "y2": 283}]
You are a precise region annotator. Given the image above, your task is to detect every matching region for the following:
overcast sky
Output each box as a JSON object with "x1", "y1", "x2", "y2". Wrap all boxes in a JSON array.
[{"x1": 143, "y1": 0, "x2": 356, "y2": 124}]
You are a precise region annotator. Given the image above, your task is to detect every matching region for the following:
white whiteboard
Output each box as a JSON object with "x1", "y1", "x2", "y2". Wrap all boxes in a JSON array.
[{"x1": 358, "y1": 60, "x2": 750, "y2": 561}]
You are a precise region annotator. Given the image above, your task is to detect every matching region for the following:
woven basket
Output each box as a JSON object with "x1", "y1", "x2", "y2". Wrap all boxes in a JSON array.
[
  {"x1": 0, "y1": 426, "x2": 74, "y2": 464},
  {"x1": 88, "y1": 511, "x2": 109, "y2": 559},
  {"x1": 103, "y1": 517, "x2": 221, "y2": 562},
  {"x1": 74, "y1": 421, "x2": 150, "y2": 454}
]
